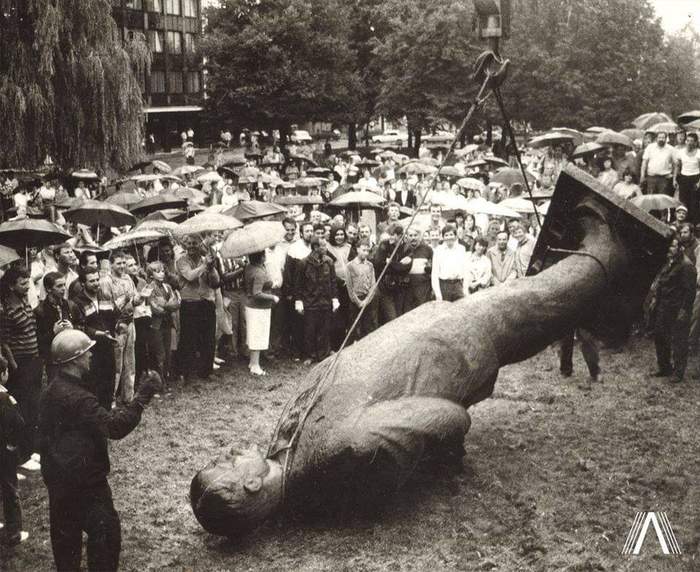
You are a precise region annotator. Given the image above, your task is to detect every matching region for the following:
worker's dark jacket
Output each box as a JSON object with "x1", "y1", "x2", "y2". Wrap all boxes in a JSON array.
[
  {"x1": 72, "y1": 291, "x2": 114, "y2": 338},
  {"x1": 372, "y1": 240, "x2": 412, "y2": 292},
  {"x1": 34, "y1": 298, "x2": 79, "y2": 362},
  {"x1": 0, "y1": 386, "x2": 24, "y2": 451},
  {"x1": 39, "y1": 371, "x2": 146, "y2": 491},
  {"x1": 654, "y1": 255, "x2": 696, "y2": 315},
  {"x1": 295, "y1": 253, "x2": 338, "y2": 310}
]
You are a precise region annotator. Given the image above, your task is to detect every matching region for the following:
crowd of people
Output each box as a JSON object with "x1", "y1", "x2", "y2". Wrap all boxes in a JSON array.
[{"x1": 0, "y1": 120, "x2": 699, "y2": 570}]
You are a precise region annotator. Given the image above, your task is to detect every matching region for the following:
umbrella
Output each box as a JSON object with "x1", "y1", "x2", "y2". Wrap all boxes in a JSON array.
[
  {"x1": 274, "y1": 195, "x2": 325, "y2": 205},
  {"x1": 571, "y1": 142, "x2": 606, "y2": 158},
  {"x1": 54, "y1": 197, "x2": 85, "y2": 210},
  {"x1": 482, "y1": 155, "x2": 510, "y2": 168},
  {"x1": 295, "y1": 177, "x2": 327, "y2": 189},
  {"x1": 529, "y1": 132, "x2": 574, "y2": 149},
  {"x1": 551, "y1": 127, "x2": 585, "y2": 145},
  {"x1": 585, "y1": 126, "x2": 608, "y2": 134},
  {"x1": 677, "y1": 110, "x2": 700, "y2": 126},
  {"x1": 237, "y1": 167, "x2": 260, "y2": 178},
  {"x1": 464, "y1": 198, "x2": 521, "y2": 218},
  {"x1": 173, "y1": 187, "x2": 208, "y2": 203},
  {"x1": 307, "y1": 167, "x2": 333, "y2": 176},
  {"x1": 438, "y1": 166, "x2": 463, "y2": 178},
  {"x1": 499, "y1": 197, "x2": 541, "y2": 214},
  {"x1": 631, "y1": 194, "x2": 681, "y2": 212},
  {"x1": 328, "y1": 190, "x2": 385, "y2": 208},
  {"x1": 128, "y1": 160, "x2": 151, "y2": 172},
  {"x1": 197, "y1": 171, "x2": 224, "y2": 183},
  {"x1": 397, "y1": 213, "x2": 433, "y2": 233},
  {"x1": 223, "y1": 200, "x2": 287, "y2": 222},
  {"x1": 220, "y1": 159, "x2": 247, "y2": 169},
  {"x1": 356, "y1": 159, "x2": 381, "y2": 169},
  {"x1": 71, "y1": 169, "x2": 99, "y2": 180},
  {"x1": 0, "y1": 219, "x2": 71, "y2": 249},
  {"x1": 0, "y1": 244, "x2": 19, "y2": 267},
  {"x1": 375, "y1": 150, "x2": 396, "y2": 159},
  {"x1": 597, "y1": 130, "x2": 634, "y2": 148},
  {"x1": 244, "y1": 151, "x2": 263, "y2": 160},
  {"x1": 632, "y1": 112, "x2": 673, "y2": 130},
  {"x1": 466, "y1": 159, "x2": 488, "y2": 169},
  {"x1": 63, "y1": 200, "x2": 136, "y2": 227},
  {"x1": 102, "y1": 229, "x2": 165, "y2": 250},
  {"x1": 174, "y1": 212, "x2": 243, "y2": 236},
  {"x1": 220, "y1": 221, "x2": 286, "y2": 258},
  {"x1": 647, "y1": 122, "x2": 681, "y2": 134},
  {"x1": 490, "y1": 167, "x2": 535, "y2": 187},
  {"x1": 152, "y1": 160, "x2": 172, "y2": 173},
  {"x1": 620, "y1": 128, "x2": 644, "y2": 141},
  {"x1": 260, "y1": 159, "x2": 283, "y2": 168},
  {"x1": 398, "y1": 161, "x2": 438, "y2": 175},
  {"x1": 454, "y1": 143, "x2": 479, "y2": 156},
  {"x1": 137, "y1": 209, "x2": 188, "y2": 225},
  {"x1": 455, "y1": 177, "x2": 486, "y2": 192},
  {"x1": 136, "y1": 219, "x2": 179, "y2": 233},
  {"x1": 105, "y1": 191, "x2": 143, "y2": 209},
  {"x1": 172, "y1": 165, "x2": 204, "y2": 176},
  {"x1": 131, "y1": 174, "x2": 162, "y2": 183},
  {"x1": 288, "y1": 154, "x2": 317, "y2": 167},
  {"x1": 130, "y1": 194, "x2": 188, "y2": 216},
  {"x1": 684, "y1": 119, "x2": 700, "y2": 130}
]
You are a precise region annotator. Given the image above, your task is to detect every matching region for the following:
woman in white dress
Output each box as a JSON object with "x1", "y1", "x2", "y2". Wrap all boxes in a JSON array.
[{"x1": 464, "y1": 238, "x2": 492, "y2": 295}]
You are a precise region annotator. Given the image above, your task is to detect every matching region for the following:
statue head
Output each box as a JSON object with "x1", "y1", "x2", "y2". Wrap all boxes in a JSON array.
[{"x1": 190, "y1": 446, "x2": 283, "y2": 537}]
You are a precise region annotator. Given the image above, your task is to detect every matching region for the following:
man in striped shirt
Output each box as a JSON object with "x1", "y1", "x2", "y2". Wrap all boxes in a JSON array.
[{"x1": 0, "y1": 266, "x2": 42, "y2": 471}]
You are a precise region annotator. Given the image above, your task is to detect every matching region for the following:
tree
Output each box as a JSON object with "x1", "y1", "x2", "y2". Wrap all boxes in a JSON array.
[
  {"x1": 202, "y1": 0, "x2": 362, "y2": 143},
  {"x1": 374, "y1": 0, "x2": 480, "y2": 155},
  {"x1": 0, "y1": 0, "x2": 150, "y2": 171}
]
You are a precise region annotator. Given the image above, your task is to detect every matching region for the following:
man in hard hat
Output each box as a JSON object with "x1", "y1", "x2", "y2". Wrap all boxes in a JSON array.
[{"x1": 38, "y1": 329, "x2": 161, "y2": 571}]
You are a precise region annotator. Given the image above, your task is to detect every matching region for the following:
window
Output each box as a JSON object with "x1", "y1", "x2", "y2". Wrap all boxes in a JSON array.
[
  {"x1": 166, "y1": 31, "x2": 182, "y2": 53},
  {"x1": 126, "y1": 0, "x2": 143, "y2": 8},
  {"x1": 184, "y1": 33, "x2": 196, "y2": 53},
  {"x1": 148, "y1": 30, "x2": 164, "y2": 53},
  {"x1": 168, "y1": 71, "x2": 184, "y2": 94},
  {"x1": 147, "y1": 0, "x2": 162, "y2": 11},
  {"x1": 150, "y1": 71, "x2": 166, "y2": 93},
  {"x1": 165, "y1": 0, "x2": 180, "y2": 15},
  {"x1": 186, "y1": 71, "x2": 200, "y2": 93},
  {"x1": 183, "y1": 0, "x2": 197, "y2": 17}
]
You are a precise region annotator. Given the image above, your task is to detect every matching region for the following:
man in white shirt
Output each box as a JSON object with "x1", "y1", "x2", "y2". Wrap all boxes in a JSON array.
[
  {"x1": 674, "y1": 132, "x2": 700, "y2": 222},
  {"x1": 641, "y1": 133, "x2": 675, "y2": 196},
  {"x1": 431, "y1": 225, "x2": 467, "y2": 301}
]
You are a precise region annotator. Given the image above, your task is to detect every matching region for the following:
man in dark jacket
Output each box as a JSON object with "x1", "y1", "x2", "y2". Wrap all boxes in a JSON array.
[
  {"x1": 294, "y1": 236, "x2": 339, "y2": 365},
  {"x1": 35, "y1": 272, "x2": 78, "y2": 366},
  {"x1": 372, "y1": 223, "x2": 412, "y2": 324},
  {"x1": 403, "y1": 227, "x2": 433, "y2": 312},
  {"x1": 650, "y1": 236, "x2": 697, "y2": 383},
  {"x1": 39, "y1": 329, "x2": 160, "y2": 571},
  {"x1": 1, "y1": 379, "x2": 27, "y2": 546}
]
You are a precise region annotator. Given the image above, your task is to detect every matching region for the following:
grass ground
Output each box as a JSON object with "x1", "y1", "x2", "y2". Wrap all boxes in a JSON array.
[{"x1": 2, "y1": 335, "x2": 699, "y2": 571}]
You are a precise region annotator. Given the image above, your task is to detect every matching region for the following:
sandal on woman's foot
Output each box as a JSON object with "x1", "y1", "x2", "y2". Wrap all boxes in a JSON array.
[{"x1": 250, "y1": 367, "x2": 267, "y2": 376}]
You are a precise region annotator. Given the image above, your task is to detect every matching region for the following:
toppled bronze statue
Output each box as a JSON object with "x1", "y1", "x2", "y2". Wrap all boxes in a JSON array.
[{"x1": 190, "y1": 165, "x2": 672, "y2": 538}]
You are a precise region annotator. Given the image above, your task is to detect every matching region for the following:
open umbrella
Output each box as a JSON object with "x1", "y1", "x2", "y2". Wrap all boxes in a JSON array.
[
  {"x1": 173, "y1": 187, "x2": 208, "y2": 203},
  {"x1": 632, "y1": 112, "x2": 673, "y2": 130},
  {"x1": 328, "y1": 190, "x2": 385, "y2": 208},
  {"x1": 220, "y1": 221, "x2": 286, "y2": 258},
  {"x1": 196, "y1": 171, "x2": 223, "y2": 183},
  {"x1": 131, "y1": 173, "x2": 163, "y2": 183},
  {"x1": 684, "y1": 119, "x2": 700, "y2": 130},
  {"x1": 274, "y1": 195, "x2": 325, "y2": 206},
  {"x1": 631, "y1": 194, "x2": 681, "y2": 212},
  {"x1": 585, "y1": 126, "x2": 608, "y2": 134},
  {"x1": 138, "y1": 209, "x2": 187, "y2": 224},
  {"x1": 105, "y1": 191, "x2": 143, "y2": 209},
  {"x1": 174, "y1": 212, "x2": 243, "y2": 236},
  {"x1": 0, "y1": 219, "x2": 71, "y2": 250},
  {"x1": 223, "y1": 200, "x2": 287, "y2": 222},
  {"x1": 551, "y1": 127, "x2": 584, "y2": 145},
  {"x1": 237, "y1": 167, "x2": 260, "y2": 178},
  {"x1": 398, "y1": 161, "x2": 438, "y2": 175},
  {"x1": 244, "y1": 151, "x2": 263, "y2": 160},
  {"x1": 466, "y1": 159, "x2": 488, "y2": 169},
  {"x1": 0, "y1": 244, "x2": 20, "y2": 267},
  {"x1": 438, "y1": 166, "x2": 463, "y2": 178},
  {"x1": 259, "y1": 159, "x2": 283, "y2": 168},
  {"x1": 130, "y1": 194, "x2": 188, "y2": 216},
  {"x1": 71, "y1": 169, "x2": 99, "y2": 180},
  {"x1": 63, "y1": 200, "x2": 135, "y2": 228},
  {"x1": 499, "y1": 197, "x2": 541, "y2": 214},
  {"x1": 307, "y1": 167, "x2": 333, "y2": 177},
  {"x1": 136, "y1": 219, "x2": 179, "y2": 233},
  {"x1": 102, "y1": 229, "x2": 165, "y2": 250},
  {"x1": 152, "y1": 160, "x2": 172, "y2": 173},
  {"x1": 529, "y1": 132, "x2": 574, "y2": 149},
  {"x1": 647, "y1": 122, "x2": 681, "y2": 134},
  {"x1": 288, "y1": 154, "x2": 318, "y2": 167},
  {"x1": 677, "y1": 110, "x2": 700, "y2": 126},
  {"x1": 172, "y1": 165, "x2": 204, "y2": 177},
  {"x1": 464, "y1": 198, "x2": 521, "y2": 218},
  {"x1": 482, "y1": 155, "x2": 510, "y2": 168},
  {"x1": 454, "y1": 143, "x2": 479, "y2": 156},
  {"x1": 356, "y1": 159, "x2": 381, "y2": 169},
  {"x1": 295, "y1": 177, "x2": 327, "y2": 189},
  {"x1": 491, "y1": 167, "x2": 535, "y2": 187},
  {"x1": 128, "y1": 160, "x2": 151, "y2": 172},
  {"x1": 597, "y1": 130, "x2": 633, "y2": 148},
  {"x1": 571, "y1": 142, "x2": 606, "y2": 159},
  {"x1": 455, "y1": 177, "x2": 486, "y2": 192},
  {"x1": 619, "y1": 128, "x2": 644, "y2": 141},
  {"x1": 54, "y1": 197, "x2": 85, "y2": 210}
]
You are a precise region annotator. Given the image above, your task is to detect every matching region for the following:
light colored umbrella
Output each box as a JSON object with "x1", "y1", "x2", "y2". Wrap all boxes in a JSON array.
[
  {"x1": 678, "y1": 110, "x2": 700, "y2": 126},
  {"x1": 356, "y1": 159, "x2": 381, "y2": 169},
  {"x1": 63, "y1": 200, "x2": 135, "y2": 227},
  {"x1": 71, "y1": 169, "x2": 99, "y2": 180},
  {"x1": 197, "y1": 171, "x2": 223, "y2": 183},
  {"x1": 596, "y1": 130, "x2": 634, "y2": 148},
  {"x1": 295, "y1": 176, "x2": 327, "y2": 189},
  {"x1": 632, "y1": 112, "x2": 673, "y2": 130},
  {"x1": 499, "y1": 197, "x2": 541, "y2": 214},
  {"x1": 328, "y1": 190, "x2": 385, "y2": 207},
  {"x1": 102, "y1": 229, "x2": 165, "y2": 250},
  {"x1": 647, "y1": 122, "x2": 681, "y2": 134},
  {"x1": 397, "y1": 213, "x2": 432, "y2": 233},
  {"x1": 465, "y1": 198, "x2": 521, "y2": 218},
  {"x1": 274, "y1": 195, "x2": 325, "y2": 205},
  {"x1": 220, "y1": 221, "x2": 286, "y2": 258},
  {"x1": 631, "y1": 194, "x2": 681, "y2": 211},
  {"x1": 482, "y1": 155, "x2": 510, "y2": 168},
  {"x1": 585, "y1": 126, "x2": 608, "y2": 134},
  {"x1": 398, "y1": 161, "x2": 438, "y2": 175},
  {"x1": 174, "y1": 212, "x2": 243, "y2": 236},
  {"x1": 491, "y1": 167, "x2": 535, "y2": 187},
  {"x1": 173, "y1": 187, "x2": 208, "y2": 203},
  {"x1": 152, "y1": 160, "x2": 172, "y2": 173},
  {"x1": 571, "y1": 142, "x2": 606, "y2": 158},
  {"x1": 551, "y1": 127, "x2": 584, "y2": 145},
  {"x1": 684, "y1": 118, "x2": 700, "y2": 130},
  {"x1": 172, "y1": 165, "x2": 204, "y2": 176},
  {"x1": 438, "y1": 166, "x2": 463, "y2": 178},
  {"x1": 0, "y1": 244, "x2": 20, "y2": 267},
  {"x1": 224, "y1": 200, "x2": 287, "y2": 222},
  {"x1": 456, "y1": 177, "x2": 485, "y2": 192},
  {"x1": 620, "y1": 128, "x2": 644, "y2": 140},
  {"x1": 237, "y1": 167, "x2": 260, "y2": 178},
  {"x1": 136, "y1": 219, "x2": 179, "y2": 233},
  {"x1": 454, "y1": 143, "x2": 479, "y2": 156},
  {"x1": 131, "y1": 173, "x2": 162, "y2": 182},
  {"x1": 529, "y1": 132, "x2": 574, "y2": 149}
]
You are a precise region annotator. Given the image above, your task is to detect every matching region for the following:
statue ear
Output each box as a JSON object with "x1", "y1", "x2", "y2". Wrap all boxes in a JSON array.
[{"x1": 244, "y1": 477, "x2": 263, "y2": 493}]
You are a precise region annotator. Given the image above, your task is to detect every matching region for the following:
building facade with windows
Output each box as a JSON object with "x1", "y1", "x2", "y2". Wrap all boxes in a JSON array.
[{"x1": 112, "y1": 0, "x2": 203, "y2": 151}]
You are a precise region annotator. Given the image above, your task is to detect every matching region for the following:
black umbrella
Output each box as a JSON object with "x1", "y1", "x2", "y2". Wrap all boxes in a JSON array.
[
  {"x1": 130, "y1": 194, "x2": 188, "y2": 216},
  {"x1": 223, "y1": 200, "x2": 287, "y2": 222},
  {"x1": 0, "y1": 219, "x2": 71, "y2": 250},
  {"x1": 63, "y1": 200, "x2": 136, "y2": 227}
]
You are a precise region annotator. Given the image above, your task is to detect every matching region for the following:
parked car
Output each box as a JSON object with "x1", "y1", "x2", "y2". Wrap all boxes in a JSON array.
[
  {"x1": 291, "y1": 130, "x2": 313, "y2": 144},
  {"x1": 371, "y1": 129, "x2": 406, "y2": 146},
  {"x1": 423, "y1": 130, "x2": 455, "y2": 144}
]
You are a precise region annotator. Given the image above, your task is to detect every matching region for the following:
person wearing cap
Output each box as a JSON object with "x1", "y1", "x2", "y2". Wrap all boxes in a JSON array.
[
  {"x1": 672, "y1": 204, "x2": 689, "y2": 228},
  {"x1": 38, "y1": 329, "x2": 161, "y2": 571}
]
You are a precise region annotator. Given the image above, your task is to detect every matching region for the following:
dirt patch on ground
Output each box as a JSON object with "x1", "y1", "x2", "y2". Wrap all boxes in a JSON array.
[{"x1": 3, "y1": 336, "x2": 699, "y2": 571}]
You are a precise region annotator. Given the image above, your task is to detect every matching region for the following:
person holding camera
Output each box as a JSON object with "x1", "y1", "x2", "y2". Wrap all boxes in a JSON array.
[{"x1": 39, "y1": 329, "x2": 161, "y2": 571}]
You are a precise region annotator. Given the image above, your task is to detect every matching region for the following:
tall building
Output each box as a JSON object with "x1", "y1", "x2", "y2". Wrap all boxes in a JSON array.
[{"x1": 111, "y1": 0, "x2": 203, "y2": 151}]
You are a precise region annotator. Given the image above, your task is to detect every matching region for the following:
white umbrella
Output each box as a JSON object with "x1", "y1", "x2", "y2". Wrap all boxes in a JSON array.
[
  {"x1": 174, "y1": 212, "x2": 243, "y2": 236},
  {"x1": 220, "y1": 221, "x2": 286, "y2": 258},
  {"x1": 172, "y1": 165, "x2": 204, "y2": 176},
  {"x1": 329, "y1": 190, "x2": 385, "y2": 207},
  {"x1": 197, "y1": 171, "x2": 224, "y2": 183},
  {"x1": 465, "y1": 198, "x2": 521, "y2": 218},
  {"x1": 456, "y1": 177, "x2": 486, "y2": 192},
  {"x1": 102, "y1": 229, "x2": 165, "y2": 250},
  {"x1": 499, "y1": 197, "x2": 540, "y2": 214}
]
